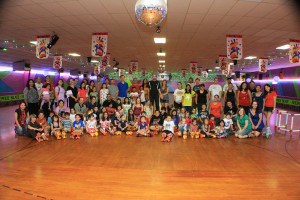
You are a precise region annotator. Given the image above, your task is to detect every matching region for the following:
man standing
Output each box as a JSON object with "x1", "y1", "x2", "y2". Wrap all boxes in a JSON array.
[
  {"x1": 108, "y1": 79, "x2": 119, "y2": 101},
  {"x1": 148, "y1": 74, "x2": 161, "y2": 111},
  {"x1": 74, "y1": 78, "x2": 80, "y2": 89},
  {"x1": 95, "y1": 75, "x2": 102, "y2": 93},
  {"x1": 188, "y1": 77, "x2": 195, "y2": 89},
  {"x1": 223, "y1": 77, "x2": 237, "y2": 92},
  {"x1": 129, "y1": 78, "x2": 140, "y2": 92},
  {"x1": 173, "y1": 82, "x2": 184, "y2": 108},
  {"x1": 117, "y1": 75, "x2": 128, "y2": 101},
  {"x1": 35, "y1": 76, "x2": 43, "y2": 94},
  {"x1": 192, "y1": 78, "x2": 201, "y2": 108},
  {"x1": 208, "y1": 78, "x2": 222, "y2": 106}
]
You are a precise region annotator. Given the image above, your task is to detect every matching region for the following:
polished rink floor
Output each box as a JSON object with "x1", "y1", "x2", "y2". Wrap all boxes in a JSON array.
[{"x1": 0, "y1": 106, "x2": 299, "y2": 200}]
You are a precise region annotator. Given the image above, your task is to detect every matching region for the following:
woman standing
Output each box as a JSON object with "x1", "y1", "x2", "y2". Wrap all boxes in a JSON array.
[
  {"x1": 252, "y1": 85, "x2": 264, "y2": 110},
  {"x1": 235, "y1": 107, "x2": 253, "y2": 139},
  {"x1": 99, "y1": 83, "x2": 109, "y2": 105},
  {"x1": 224, "y1": 83, "x2": 236, "y2": 106},
  {"x1": 67, "y1": 79, "x2": 78, "y2": 109},
  {"x1": 78, "y1": 82, "x2": 88, "y2": 102},
  {"x1": 249, "y1": 101, "x2": 264, "y2": 137},
  {"x1": 263, "y1": 84, "x2": 277, "y2": 137},
  {"x1": 195, "y1": 84, "x2": 208, "y2": 113},
  {"x1": 15, "y1": 102, "x2": 29, "y2": 136},
  {"x1": 54, "y1": 79, "x2": 65, "y2": 106},
  {"x1": 88, "y1": 80, "x2": 95, "y2": 94},
  {"x1": 182, "y1": 84, "x2": 195, "y2": 113},
  {"x1": 159, "y1": 80, "x2": 169, "y2": 112},
  {"x1": 142, "y1": 79, "x2": 150, "y2": 100},
  {"x1": 209, "y1": 95, "x2": 223, "y2": 125},
  {"x1": 237, "y1": 82, "x2": 252, "y2": 114},
  {"x1": 24, "y1": 79, "x2": 39, "y2": 115}
]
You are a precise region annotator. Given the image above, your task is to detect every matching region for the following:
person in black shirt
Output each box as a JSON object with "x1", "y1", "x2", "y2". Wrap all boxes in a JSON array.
[
  {"x1": 150, "y1": 110, "x2": 163, "y2": 133},
  {"x1": 148, "y1": 74, "x2": 161, "y2": 111},
  {"x1": 224, "y1": 101, "x2": 238, "y2": 125},
  {"x1": 249, "y1": 81, "x2": 257, "y2": 97},
  {"x1": 195, "y1": 84, "x2": 208, "y2": 114},
  {"x1": 86, "y1": 96, "x2": 100, "y2": 109},
  {"x1": 67, "y1": 78, "x2": 78, "y2": 109},
  {"x1": 102, "y1": 94, "x2": 117, "y2": 108}
]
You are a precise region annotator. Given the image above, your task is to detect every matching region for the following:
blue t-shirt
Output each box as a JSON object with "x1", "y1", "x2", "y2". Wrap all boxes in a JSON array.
[
  {"x1": 73, "y1": 120, "x2": 85, "y2": 130},
  {"x1": 138, "y1": 122, "x2": 148, "y2": 130},
  {"x1": 117, "y1": 82, "x2": 129, "y2": 97},
  {"x1": 47, "y1": 116, "x2": 52, "y2": 124}
]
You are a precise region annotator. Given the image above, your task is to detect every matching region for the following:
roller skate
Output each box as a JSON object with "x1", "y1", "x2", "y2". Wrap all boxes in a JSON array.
[
  {"x1": 56, "y1": 132, "x2": 62, "y2": 140},
  {"x1": 115, "y1": 131, "x2": 122, "y2": 135},
  {"x1": 209, "y1": 134, "x2": 217, "y2": 138},
  {"x1": 265, "y1": 127, "x2": 272, "y2": 138},
  {"x1": 70, "y1": 131, "x2": 75, "y2": 139},
  {"x1": 200, "y1": 133, "x2": 206, "y2": 138},
  {"x1": 109, "y1": 127, "x2": 116, "y2": 135},
  {"x1": 100, "y1": 128, "x2": 107, "y2": 136},
  {"x1": 44, "y1": 130, "x2": 49, "y2": 137},
  {"x1": 174, "y1": 126, "x2": 178, "y2": 133},
  {"x1": 36, "y1": 133, "x2": 43, "y2": 142},
  {"x1": 195, "y1": 132, "x2": 200, "y2": 139},
  {"x1": 74, "y1": 131, "x2": 80, "y2": 139},
  {"x1": 42, "y1": 133, "x2": 48, "y2": 141},
  {"x1": 190, "y1": 132, "x2": 195, "y2": 139},
  {"x1": 154, "y1": 125, "x2": 159, "y2": 135},
  {"x1": 94, "y1": 130, "x2": 99, "y2": 136},
  {"x1": 183, "y1": 132, "x2": 188, "y2": 140},
  {"x1": 177, "y1": 131, "x2": 182, "y2": 137},
  {"x1": 61, "y1": 131, "x2": 67, "y2": 139},
  {"x1": 161, "y1": 132, "x2": 166, "y2": 142},
  {"x1": 165, "y1": 134, "x2": 172, "y2": 142},
  {"x1": 126, "y1": 131, "x2": 133, "y2": 135}
]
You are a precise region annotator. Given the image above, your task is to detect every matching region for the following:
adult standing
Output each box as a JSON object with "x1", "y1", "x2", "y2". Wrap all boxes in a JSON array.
[
  {"x1": 209, "y1": 95, "x2": 223, "y2": 125},
  {"x1": 88, "y1": 80, "x2": 95, "y2": 94},
  {"x1": 141, "y1": 79, "x2": 150, "y2": 100},
  {"x1": 104, "y1": 78, "x2": 110, "y2": 87},
  {"x1": 182, "y1": 84, "x2": 195, "y2": 113},
  {"x1": 148, "y1": 74, "x2": 161, "y2": 111},
  {"x1": 192, "y1": 78, "x2": 201, "y2": 108},
  {"x1": 249, "y1": 101, "x2": 264, "y2": 137},
  {"x1": 95, "y1": 75, "x2": 102, "y2": 94},
  {"x1": 224, "y1": 83, "x2": 237, "y2": 106},
  {"x1": 263, "y1": 84, "x2": 277, "y2": 137},
  {"x1": 235, "y1": 107, "x2": 253, "y2": 139},
  {"x1": 129, "y1": 78, "x2": 140, "y2": 93},
  {"x1": 78, "y1": 82, "x2": 88, "y2": 102},
  {"x1": 223, "y1": 77, "x2": 238, "y2": 92},
  {"x1": 237, "y1": 82, "x2": 252, "y2": 114},
  {"x1": 208, "y1": 78, "x2": 222, "y2": 107},
  {"x1": 14, "y1": 102, "x2": 29, "y2": 136},
  {"x1": 74, "y1": 97, "x2": 87, "y2": 116},
  {"x1": 24, "y1": 79, "x2": 39, "y2": 115},
  {"x1": 252, "y1": 85, "x2": 264, "y2": 110},
  {"x1": 195, "y1": 84, "x2": 208, "y2": 113},
  {"x1": 54, "y1": 79, "x2": 65, "y2": 106},
  {"x1": 66, "y1": 78, "x2": 78, "y2": 109},
  {"x1": 188, "y1": 78, "x2": 195, "y2": 89},
  {"x1": 249, "y1": 81, "x2": 256, "y2": 97},
  {"x1": 74, "y1": 78, "x2": 80, "y2": 89},
  {"x1": 35, "y1": 76, "x2": 43, "y2": 94},
  {"x1": 159, "y1": 80, "x2": 169, "y2": 112},
  {"x1": 108, "y1": 79, "x2": 119, "y2": 101},
  {"x1": 117, "y1": 75, "x2": 129, "y2": 101},
  {"x1": 173, "y1": 82, "x2": 184, "y2": 109}
]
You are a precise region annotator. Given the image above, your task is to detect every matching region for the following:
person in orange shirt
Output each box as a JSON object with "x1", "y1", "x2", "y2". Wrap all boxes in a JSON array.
[{"x1": 209, "y1": 95, "x2": 223, "y2": 126}]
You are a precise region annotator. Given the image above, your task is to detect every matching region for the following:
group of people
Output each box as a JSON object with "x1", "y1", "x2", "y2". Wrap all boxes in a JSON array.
[{"x1": 15, "y1": 73, "x2": 277, "y2": 142}]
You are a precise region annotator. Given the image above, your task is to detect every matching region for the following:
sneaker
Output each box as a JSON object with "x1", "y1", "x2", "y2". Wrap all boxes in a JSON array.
[{"x1": 248, "y1": 133, "x2": 254, "y2": 138}]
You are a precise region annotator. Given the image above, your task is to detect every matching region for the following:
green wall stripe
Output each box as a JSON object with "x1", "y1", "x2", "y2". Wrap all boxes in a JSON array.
[{"x1": 293, "y1": 67, "x2": 300, "y2": 98}]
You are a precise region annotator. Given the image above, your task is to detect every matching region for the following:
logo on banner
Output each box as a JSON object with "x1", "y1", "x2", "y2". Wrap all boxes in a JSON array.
[
  {"x1": 189, "y1": 62, "x2": 197, "y2": 73},
  {"x1": 100, "y1": 65, "x2": 105, "y2": 72},
  {"x1": 130, "y1": 60, "x2": 138, "y2": 72},
  {"x1": 128, "y1": 65, "x2": 132, "y2": 74},
  {"x1": 289, "y1": 39, "x2": 300, "y2": 64},
  {"x1": 53, "y1": 55, "x2": 62, "y2": 69},
  {"x1": 259, "y1": 57, "x2": 268, "y2": 73},
  {"x1": 182, "y1": 69, "x2": 186, "y2": 77},
  {"x1": 219, "y1": 55, "x2": 228, "y2": 70},
  {"x1": 36, "y1": 35, "x2": 50, "y2": 59},
  {"x1": 227, "y1": 35, "x2": 242, "y2": 60},
  {"x1": 197, "y1": 66, "x2": 202, "y2": 76},
  {"x1": 94, "y1": 66, "x2": 100, "y2": 75},
  {"x1": 92, "y1": 33, "x2": 108, "y2": 57},
  {"x1": 202, "y1": 71, "x2": 208, "y2": 78},
  {"x1": 222, "y1": 65, "x2": 231, "y2": 77}
]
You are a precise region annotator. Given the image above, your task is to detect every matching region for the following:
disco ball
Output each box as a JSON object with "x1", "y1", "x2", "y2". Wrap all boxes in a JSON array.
[{"x1": 135, "y1": 0, "x2": 167, "y2": 27}]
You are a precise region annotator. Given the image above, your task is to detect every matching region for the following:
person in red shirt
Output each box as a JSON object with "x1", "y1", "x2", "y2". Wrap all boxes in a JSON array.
[
  {"x1": 263, "y1": 84, "x2": 277, "y2": 137},
  {"x1": 209, "y1": 95, "x2": 223, "y2": 125},
  {"x1": 129, "y1": 78, "x2": 140, "y2": 93},
  {"x1": 36, "y1": 111, "x2": 50, "y2": 135},
  {"x1": 208, "y1": 114, "x2": 216, "y2": 130},
  {"x1": 135, "y1": 111, "x2": 150, "y2": 124},
  {"x1": 237, "y1": 82, "x2": 252, "y2": 114},
  {"x1": 43, "y1": 76, "x2": 54, "y2": 91}
]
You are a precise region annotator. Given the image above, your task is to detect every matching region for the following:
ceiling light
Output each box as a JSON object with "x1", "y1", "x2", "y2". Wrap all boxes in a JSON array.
[
  {"x1": 208, "y1": 69, "x2": 212, "y2": 72},
  {"x1": 68, "y1": 53, "x2": 81, "y2": 57},
  {"x1": 154, "y1": 38, "x2": 166, "y2": 43},
  {"x1": 30, "y1": 41, "x2": 37, "y2": 45},
  {"x1": 276, "y1": 44, "x2": 289, "y2": 50},
  {"x1": 159, "y1": 60, "x2": 165, "y2": 63},
  {"x1": 157, "y1": 52, "x2": 166, "y2": 56},
  {"x1": 229, "y1": 62, "x2": 234, "y2": 65},
  {"x1": 244, "y1": 56, "x2": 257, "y2": 59},
  {"x1": 91, "y1": 60, "x2": 99, "y2": 63},
  {"x1": 215, "y1": 67, "x2": 220, "y2": 69}
]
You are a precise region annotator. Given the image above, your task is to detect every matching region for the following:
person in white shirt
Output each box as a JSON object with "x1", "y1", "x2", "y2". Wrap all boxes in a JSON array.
[
  {"x1": 35, "y1": 76, "x2": 43, "y2": 94},
  {"x1": 208, "y1": 78, "x2": 222, "y2": 103},
  {"x1": 173, "y1": 82, "x2": 184, "y2": 108},
  {"x1": 161, "y1": 115, "x2": 175, "y2": 142},
  {"x1": 223, "y1": 77, "x2": 237, "y2": 92},
  {"x1": 129, "y1": 87, "x2": 139, "y2": 104},
  {"x1": 188, "y1": 77, "x2": 195, "y2": 89}
]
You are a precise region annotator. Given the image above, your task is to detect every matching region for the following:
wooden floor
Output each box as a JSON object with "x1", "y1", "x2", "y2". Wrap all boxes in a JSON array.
[{"x1": 0, "y1": 106, "x2": 299, "y2": 200}]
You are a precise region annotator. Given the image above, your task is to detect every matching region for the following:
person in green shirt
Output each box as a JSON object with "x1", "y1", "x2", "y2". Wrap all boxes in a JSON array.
[
  {"x1": 235, "y1": 107, "x2": 253, "y2": 138},
  {"x1": 182, "y1": 84, "x2": 195, "y2": 114}
]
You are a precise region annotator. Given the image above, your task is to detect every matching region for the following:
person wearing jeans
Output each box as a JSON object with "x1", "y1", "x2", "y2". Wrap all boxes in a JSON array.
[
  {"x1": 148, "y1": 74, "x2": 161, "y2": 111},
  {"x1": 235, "y1": 107, "x2": 253, "y2": 139},
  {"x1": 15, "y1": 102, "x2": 29, "y2": 136}
]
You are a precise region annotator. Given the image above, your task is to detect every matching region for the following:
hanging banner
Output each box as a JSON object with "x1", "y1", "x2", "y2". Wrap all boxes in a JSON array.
[
  {"x1": 289, "y1": 39, "x2": 300, "y2": 64},
  {"x1": 101, "y1": 53, "x2": 110, "y2": 66},
  {"x1": 94, "y1": 66, "x2": 100, "y2": 75},
  {"x1": 259, "y1": 57, "x2": 268, "y2": 73},
  {"x1": 158, "y1": 68, "x2": 164, "y2": 74},
  {"x1": 53, "y1": 54, "x2": 62, "y2": 69},
  {"x1": 36, "y1": 35, "x2": 50, "y2": 59},
  {"x1": 130, "y1": 60, "x2": 138, "y2": 72},
  {"x1": 182, "y1": 69, "x2": 186, "y2": 77},
  {"x1": 222, "y1": 64, "x2": 231, "y2": 77},
  {"x1": 99, "y1": 64, "x2": 105, "y2": 73},
  {"x1": 227, "y1": 35, "x2": 242, "y2": 60},
  {"x1": 219, "y1": 55, "x2": 228, "y2": 70},
  {"x1": 142, "y1": 68, "x2": 146, "y2": 77},
  {"x1": 189, "y1": 62, "x2": 197, "y2": 73},
  {"x1": 119, "y1": 68, "x2": 124, "y2": 77},
  {"x1": 197, "y1": 66, "x2": 202, "y2": 76},
  {"x1": 202, "y1": 71, "x2": 208, "y2": 78},
  {"x1": 128, "y1": 65, "x2": 132, "y2": 74},
  {"x1": 91, "y1": 32, "x2": 108, "y2": 57}
]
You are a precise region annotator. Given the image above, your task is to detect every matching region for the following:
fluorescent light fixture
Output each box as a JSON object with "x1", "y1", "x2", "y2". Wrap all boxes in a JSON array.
[
  {"x1": 215, "y1": 66, "x2": 220, "y2": 69},
  {"x1": 113, "y1": 67, "x2": 118, "y2": 70},
  {"x1": 244, "y1": 56, "x2": 257, "y2": 59},
  {"x1": 154, "y1": 38, "x2": 166, "y2": 43},
  {"x1": 68, "y1": 53, "x2": 81, "y2": 57},
  {"x1": 157, "y1": 52, "x2": 166, "y2": 56},
  {"x1": 91, "y1": 60, "x2": 99, "y2": 63},
  {"x1": 159, "y1": 60, "x2": 165, "y2": 63},
  {"x1": 276, "y1": 44, "x2": 289, "y2": 50},
  {"x1": 208, "y1": 69, "x2": 212, "y2": 72},
  {"x1": 229, "y1": 63, "x2": 234, "y2": 65},
  {"x1": 30, "y1": 41, "x2": 37, "y2": 45}
]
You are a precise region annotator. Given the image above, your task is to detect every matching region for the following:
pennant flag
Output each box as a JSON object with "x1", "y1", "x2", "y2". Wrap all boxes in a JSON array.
[
  {"x1": 53, "y1": 55, "x2": 62, "y2": 69},
  {"x1": 119, "y1": 68, "x2": 125, "y2": 77},
  {"x1": 94, "y1": 66, "x2": 100, "y2": 75},
  {"x1": 100, "y1": 64, "x2": 105, "y2": 72},
  {"x1": 189, "y1": 62, "x2": 197, "y2": 73},
  {"x1": 202, "y1": 71, "x2": 208, "y2": 78},
  {"x1": 259, "y1": 57, "x2": 268, "y2": 73},
  {"x1": 289, "y1": 39, "x2": 300, "y2": 64},
  {"x1": 101, "y1": 53, "x2": 110, "y2": 66},
  {"x1": 182, "y1": 69, "x2": 186, "y2": 77},
  {"x1": 130, "y1": 60, "x2": 138, "y2": 72},
  {"x1": 128, "y1": 65, "x2": 132, "y2": 74},
  {"x1": 36, "y1": 35, "x2": 50, "y2": 59},
  {"x1": 222, "y1": 64, "x2": 231, "y2": 77},
  {"x1": 219, "y1": 55, "x2": 228, "y2": 70},
  {"x1": 142, "y1": 68, "x2": 146, "y2": 77},
  {"x1": 227, "y1": 35, "x2": 242, "y2": 60},
  {"x1": 197, "y1": 66, "x2": 202, "y2": 76},
  {"x1": 92, "y1": 32, "x2": 108, "y2": 57}
]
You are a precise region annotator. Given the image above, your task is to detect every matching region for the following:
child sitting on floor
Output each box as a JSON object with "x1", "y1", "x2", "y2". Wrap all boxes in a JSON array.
[
  {"x1": 149, "y1": 110, "x2": 163, "y2": 134},
  {"x1": 47, "y1": 111, "x2": 55, "y2": 125},
  {"x1": 122, "y1": 97, "x2": 131, "y2": 117},
  {"x1": 127, "y1": 109, "x2": 136, "y2": 131},
  {"x1": 189, "y1": 118, "x2": 200, "y2": 138},
  {"x1": 118, "y1": 115, "x2": 129, "y2": 134},
  {"x1": 136, "y1": 116, "x2": 151, "y2": 137},
  {"x1": 70, "y1": 108, "x2": 76, "y2": 123},
  {"x1": 99, "y1": 112, "x2": 113, "y2": 135},
  {"x1": 198, "y1": 104, "x2": 209, "y2": 126},
  {"x1": 86, "y1": 113, "x2": 98, "y2": 136},
  {"x1": 51, "y1": 114, "x2": 64, "y2": 139},
  {"x1": 190, "y1": 107, "x2": 198, "y2": 119},
  {"x1": 61, "y1": 112, "x2": 73, "y2": 134},
  {"x1": 177, "y1": 118, "x2": 187, "y2": 137},
  {"x1": 178, "y1": 107, "x2": 186, "y2": 119},
  {"x1": 36, "y1": 111, "x2": 50, "y2": 136},
  {"x1": 223, "y1": 112, "x2": 234, "y2": 135},
  {"x1": 208, "y1": 114, "x2": 216, "y2": 132},
  {"x1": 214, "y1": 120, "x2": 227, "y2": 138},
  {"x1": 161, "y1": 115, "x2": 175, "y2": 142},
  {"x1": 72, "y1": 114, "x2": 85, "y2": 139},
  {"x1": 28, "y1": 114, "x2": 48, "y2": 142}
]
